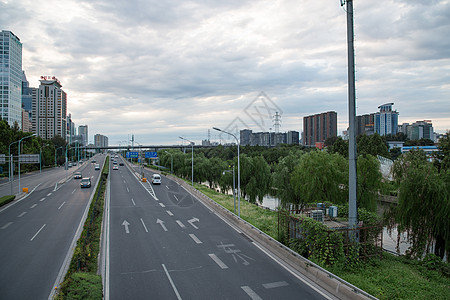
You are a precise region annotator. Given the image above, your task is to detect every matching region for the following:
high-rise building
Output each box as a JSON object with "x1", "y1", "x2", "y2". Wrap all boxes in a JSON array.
[
  {"x1": 303, "y1": 111, "x2": 337, "y2": 146},
  {"x1": 21, "y1": 70, "x2": 33, "y2": 117},
  {"x1": 407, "y1": 120, "x2": 434, "y2": 141},
  {"x1": 21, "y1": 107, "x2": 31, "y2": 132},
  {"x1": 0, "y1": 30, "x2": 23, "y2": 128},
  {"x1": 374, "y1": 103, "x2": 398, "y2": 136},
  {"x1": 66, "y1": 113, "x2": 75, "y2": 143},
  {"x1": 31, "y1": 76, "x2": 67, "y2": 140},
  {"x1": 94, "y1": 134, "x2": 108, "y2": 148},
  {"x1": 78, "y1": 125, "x2": 88, "y2": 146},
  {"x1": 287, "y1": 131, "x2": 299, "y2": 145},
  {"x1": 356, "y1": 114, "x2": 375, "y2": 136}
]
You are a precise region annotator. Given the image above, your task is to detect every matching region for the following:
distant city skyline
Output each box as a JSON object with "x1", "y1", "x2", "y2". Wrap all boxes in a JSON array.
[{"x1": 1, "y1": 1, "x2": 449, "y2": 145}]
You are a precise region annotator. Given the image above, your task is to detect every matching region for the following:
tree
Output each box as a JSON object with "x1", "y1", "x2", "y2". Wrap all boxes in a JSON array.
[
  {"x1": 357, "y1": 134, "x2": 389, "y2": 158},
  {"x1": 357, "y1": 155, "x2": 382, "y2": 212},
  {"x1": 245, "y1": 156, "x2": 271, "y2": 204},
  {"x1": 434, "y1": 131, "x2": 450, "y2": 172},
  {"x1": 327, "y1": 137, "x2": 348, "y2": 158},
  {"x1": 290, "y1": 151, "x2": 348, "y2": 206},
  {"x1": 272, "y1": 150, "x2": 303, "y2": 208}
]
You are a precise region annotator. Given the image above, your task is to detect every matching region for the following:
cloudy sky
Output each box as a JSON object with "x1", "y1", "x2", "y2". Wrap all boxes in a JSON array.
[{"x1": 2, "y1": 0, "x2": 449, "y2": 145}]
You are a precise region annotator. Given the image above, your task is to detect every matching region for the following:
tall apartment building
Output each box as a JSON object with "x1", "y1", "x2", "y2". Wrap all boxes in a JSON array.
[
  {"x1": 240, "y1": 129, "x2": 298, "y2": 146},
  {"x1": 66, "y1": 113, "x2": 75, "y2": 143},
  {"x1": 356, "y1": 114, "x2": 375, "y2": 136},
  {"x1": 78, "y1": 125, "x2": 88, "y2": 146},
  {"x1": 287, "y1": 131, "x2": 300, "y2": 145},
  {"x1": 303, "y1": 111, "x2": 337, "y2": 146},
  {"x1": 407, "y1": 120, "x2": 434, "y2": 141},
  {"x1": 374, "y1": 103, "x2": 398, "y2": 136},
  {"x1": 94, "y1": 134, "x2": 108, "y2": 148},
  {"x1": 31, "y1": 76, "x2": 67, "y2": 140},
  {"x1": 0, "y1": 30, "x2": 23, "y2": 128}
]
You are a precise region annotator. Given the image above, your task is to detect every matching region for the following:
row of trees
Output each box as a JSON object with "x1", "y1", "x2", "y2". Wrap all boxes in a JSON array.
[{"x1": 0, "y1": 120, "x2": 87, "y2": 176}]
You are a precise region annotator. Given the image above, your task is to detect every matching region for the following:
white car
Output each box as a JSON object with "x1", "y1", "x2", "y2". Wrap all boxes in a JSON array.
[
  {"x1": 152, "y1": 174, "x2": 161, "y2": 185},
  {"x1": 94, "y1": 164, "x2": 100, "y2": 170},
  {"x1": 113, "y1": 165, "x2": 118, "y2": 170}
]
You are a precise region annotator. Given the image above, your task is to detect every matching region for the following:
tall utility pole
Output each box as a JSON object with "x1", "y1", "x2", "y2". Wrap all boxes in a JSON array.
[{"x1": 343, "y1": 0, "x2": 358, "y2": 236}]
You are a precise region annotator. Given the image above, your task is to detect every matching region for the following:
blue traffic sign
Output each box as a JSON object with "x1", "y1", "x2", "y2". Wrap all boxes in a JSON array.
[
  {"x1": 126, "y1": 151, "x2": 139, "y2": 158},
  {"x1": 145, "y1": 151, "x2": 158, "y2": 158}
]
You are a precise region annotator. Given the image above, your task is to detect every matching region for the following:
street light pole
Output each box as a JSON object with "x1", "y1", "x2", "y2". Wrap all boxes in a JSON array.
[
  {"x1": 213, "y1": 127, "x2": 240, "y2": 218},
  {"x1": 179, "y1": 137, "x2": 194, "y2": 186},
  {"x1": 18, "y1": 133, "x2": 36, "y2": 193},
  {"x1": 40, "y1": 144, "x2": 49, "y2": 173},
  {"x1": 223, "y1": 166, "x2": 236, "y2": 214},
  {"x1": 8, "y1": 140, "x2": 19, "y2": 195}
]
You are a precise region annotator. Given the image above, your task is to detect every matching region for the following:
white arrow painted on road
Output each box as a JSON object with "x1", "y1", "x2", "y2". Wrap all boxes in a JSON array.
[
  {"x1": 188, "y1": 217, "x2": 199, "y2": 229},
  {"x1": 157, "y1": 219, "x2": 168, "y2": 231},
  {"x1": 122, "y1": 220, "x2": 130, "y2": 234}
]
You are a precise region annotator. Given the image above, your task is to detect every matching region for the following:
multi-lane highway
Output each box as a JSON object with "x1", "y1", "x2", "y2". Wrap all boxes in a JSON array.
[
  {"x1": 105, "y1": 157, "x2": 335, "y2": 299},
  {"x1": 0, "y1": 154, "x2": 106, "y2": 299}
]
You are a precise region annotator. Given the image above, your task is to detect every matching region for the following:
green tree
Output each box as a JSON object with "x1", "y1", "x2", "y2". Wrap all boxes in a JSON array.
[
  {"x1": 357, "y1": 155, "x2": 382, "y2": 212},
  {"x1": 290, "y1": 151, "x2": 348, "y2": 206},
  {"x1": 272, "y1": 150, "x2": 303, "y2": 208},
  {"x1": 327, "y1": 137, "x2": 348, "y2": 158},
  {"x1": 357, "y1": 134, "x2": 389, "y2": 158},
  {"x1": 434, "y1": 131, "x2": 450, "y2": 172},
  {"x1": 245, "y1": 156, "x2": 271, "y2": 204}
]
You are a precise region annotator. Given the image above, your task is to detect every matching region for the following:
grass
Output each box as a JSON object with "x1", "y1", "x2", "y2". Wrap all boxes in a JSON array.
[{"x1": 192, "y1": 182, "x2": 450, "y2": 300}]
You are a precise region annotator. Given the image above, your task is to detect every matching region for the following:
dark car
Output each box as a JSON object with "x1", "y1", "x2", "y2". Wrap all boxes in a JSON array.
[
  {"x1": 80, "y1": 178, "x2": 91, "y2": 188},
  {"x1": 119, "y1": 162, "x2": 124, "y2": 166}
]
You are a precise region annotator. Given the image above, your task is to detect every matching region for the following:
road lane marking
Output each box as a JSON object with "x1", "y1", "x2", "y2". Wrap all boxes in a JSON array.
[
  {"x1": 58, "y1": 202, "x2": 66, "y2": 210},
  {"x1": 40, "y1": 198, "x2": 46, "y2": 202},
  {"x1": 47, "y1": 193, "x2": 52, "y2": 196},
  {"x1": 157, "y1": 219, "x2": 168, "y2": 231},
  {"x1": 140, "y1": 218, "x2": 149, "y2": 233},
  {"x1": 122, "y1": 220, "x2": 130, "y2": 233},
  {"x1": 162, "y1": 264, "x2": 182, "y2": 300},
  {"x1": 189, "y1": 234, "x2": 202, "y2": 244},
  {"x1": 188, "y1": 217, "x2": 199, "y2": 229},
  {"x1": 131, "y1": 198, "x2": 136, "y2": 206},
  {"x1": 30, "y1": 204, "x2": 37, "y2": 209},
  {"x1": 30, "y1": 224, "x2": 46, "y2": 241},
  {"x1": 123, "y1": 180, "x2": 126, "y2": 184},
  {"x1": 72, "y1": 189, "x2": 76, "y2": 194},
  {"x1": 18, "y1": 212, "x2": 27, "y2": 218},
  {"x1": 159, "y1": 203, "x2": 165, "y2": 208},
  {"x1": 166, "y1": 210, "x2": 174, "y2": 216},
  {"x1": 241, "y1": 286, "x2": 262, "y2": 300},
  {"x1": 208, "y1": 254, "x2": 228, "y2": 269},
  {"x1": 176, "y1": 220, "x2": 186, "y2": 228},
  {"x1": 126, "y1": 187, "x2": 129, "y2": 193},
  {"x1": 262, "y1": 281, "x2": 289, "y2": 289},
  {"x1": 1, "y1": 222, "x2": 13, "y2": 229},
  {"x1": 173, "y1": 195, "x2": 179, "y2": 202},
  {"x1": 166, "y1": 185, "x2": 169, "y2": 189}
]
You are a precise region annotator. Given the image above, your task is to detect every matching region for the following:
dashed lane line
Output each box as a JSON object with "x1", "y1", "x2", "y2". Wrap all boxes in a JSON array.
[
  {"x1": 58, "y1": 202, "x2": 66, "y2": 210},
  {"x1": 40, "y1": 198, "x2": 46, "y2": 202},
  {"x1": 208, "y1": 254, "x2": 228, "y2": 269},
  {"x1": 159, "y1": 203, "x2": 165, "y2": 208},
  {"x1": 189, "y1": 234, "x2": 202, "y2": 244},
  {"x1": 30, "y1": 204, "x2": 37, "y2": 209},
  {"x1": 176, "y1": 220, "x2": 186, "y2": 228},
  {"x1": 1, "y1": 222, "x2": 13, "y2": 229},
  {"x1": 131, "y1": 198, "x2": 136, "y2": 206},
  {"x1": 17, "y1": 212, "x2": 27, "y2": 218},
  {"x1": 166, "y1": 210, "x2": 174, "y2": 216},
  {"x1": 241, "y1": 286, "x2": 262, "y2": 300},
  {"x1": 262, "y1": 281, "x2": 289, "y2": 289},
  {"x1": 140, "y1": 218, "x2": 149, "y2": 233}
]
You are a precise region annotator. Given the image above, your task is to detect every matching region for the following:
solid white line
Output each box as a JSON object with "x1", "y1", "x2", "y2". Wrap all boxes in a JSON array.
[
  {"x1": 251, "y1": 242, "x2": 332, "y2": 299},
  {"x1": 40, "y1": 198, "x2": 46, "y2": 202},
  {"x1": 47, "y1": 193, "x2": 52, "y2": 196},
  {"x1": 1, "y1": 222, "x2": 13, "y2": 229},
  {"x1": 30, "y1": 204, "x2": 38, "y2": 209},
  {"x1": 58, "y1": 202, "x2": 66, "y2": 210},
  {"x1": 176, "y1": 220, "x2": 186, "y2": 228},
  {"x1": 30, "y1": 224, "x2": 46, "y2": 241},
  {"x1": 189, "y1": 234, "x2": 202, "y2": 244},
  {"x1": 241, "y1": 286, "x2": 262, "y2": 300},
  {"x1": 18, "y1": 212, "x2": 27, "y2": 218},
  {"x1": 208, "y1": 254, "x2": 228, "y2": 269},
  {"x1": 131, "y1": 198, "x2": 136, "y2": 206},
  {"x1": 140, "y1": 218, "x2": 149, "y2": 233},
  {"x1": 166, "y1": 210, "x2": 174, "y2": 216},
  {"x1": 105, "y1": 172, "x2": 111, "y2": 300},
  {"x1": 262, "y1": 281, "x2": 289, "y2": 289},
  {"x1": 159, "y1": 203, "x2": 165, "y2": 208},
  {"x1": 162, "y1": 264, "x2": 182, "y2": 300}
]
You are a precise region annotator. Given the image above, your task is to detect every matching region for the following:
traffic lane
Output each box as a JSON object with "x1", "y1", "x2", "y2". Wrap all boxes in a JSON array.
[
  {"x1": 146, "y1": 173, "x2": 327, "y2": 299},
  {"x1": 109, "y1": 163, "x2": 176, "y2": 299},
  {"x1": 0, "y1": 166, "x2": 98, "y2": 299}
]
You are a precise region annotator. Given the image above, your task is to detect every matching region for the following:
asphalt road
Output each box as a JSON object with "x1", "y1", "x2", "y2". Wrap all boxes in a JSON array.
[
  {"x1": 106, "y1": 158, "x2": 332, "y2": 300},
  {"x1": 0, "y1": 154, "x2": 106, "y2": 300}
]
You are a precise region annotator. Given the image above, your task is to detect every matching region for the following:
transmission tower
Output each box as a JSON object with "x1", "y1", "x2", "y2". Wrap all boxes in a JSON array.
[{"x1": 273, "y1": 112, "x2": 281, "y2": 133}]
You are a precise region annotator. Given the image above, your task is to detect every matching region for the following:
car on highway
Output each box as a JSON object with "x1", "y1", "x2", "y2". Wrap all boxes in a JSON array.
[
  {"x1": 113, "y1": 160, "x2": 117, "y2": 164},
  {"x1": 94, "y1": 163, "x2": 100, "y2": 170},
  {"x1": 113, "y1": 165, "x2": 118, "y2": 170},
  {"x1": 80, "y1": 177, "x2": 91, "y2": 188},
  {"x1": 74, "y1": 172, "x2": 82, "y2": 179},
  {"x1": 152, "y1": 174, "x2": 161, "y2": 185},
  {"x1": 68, "y1": 162, "x2": 73, "y2": 168},
  {"x1": 92, "y1": 159, "x2": 96, "y2": 163},
  {"x1": 119, "y1": 162, "x2": 124, "y2": 166}
]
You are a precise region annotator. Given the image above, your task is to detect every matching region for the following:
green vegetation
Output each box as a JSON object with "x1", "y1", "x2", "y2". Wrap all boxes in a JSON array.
[
  {"x1": 56, "y1": 157, "x2": 109, "y2": 299},
  {"x1": 0, "y1": 195, "x2": 15, "y2": 207}
]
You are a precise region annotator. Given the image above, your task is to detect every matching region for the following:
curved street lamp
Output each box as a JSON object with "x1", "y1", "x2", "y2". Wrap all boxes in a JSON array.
[{"x1": 213, "y1": 127, "x2": 240, "y2": 218}]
